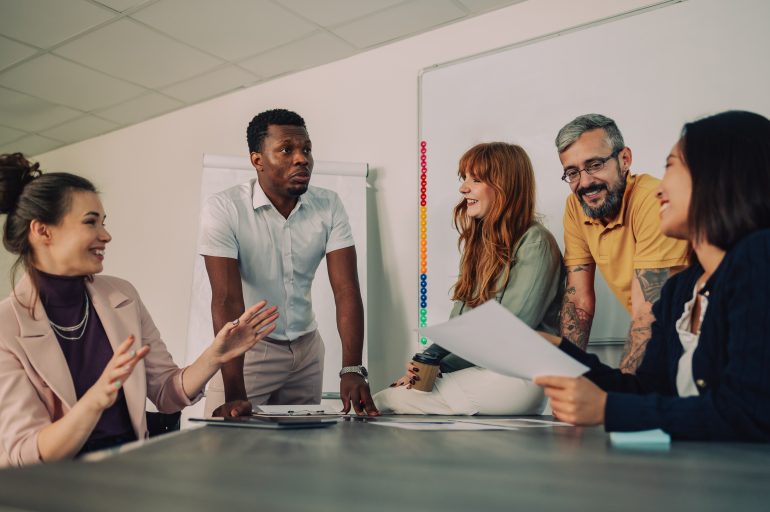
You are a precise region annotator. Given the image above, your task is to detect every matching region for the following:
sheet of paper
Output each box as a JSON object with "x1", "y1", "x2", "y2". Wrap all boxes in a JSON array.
[
  {"x1": 418, "y1": 301, "x2": 589, "y2": 380},
  {"x1": 370, "y1": 420, "x2": 518, "y2": 431},
  {"x1": 457, "y1": 418, "x2": 571, "y2": 428}
]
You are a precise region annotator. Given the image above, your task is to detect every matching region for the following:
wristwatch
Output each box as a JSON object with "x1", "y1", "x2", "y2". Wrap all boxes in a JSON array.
[{"x1": 339, "y1": 365, "x2": 368, "y2": 379}]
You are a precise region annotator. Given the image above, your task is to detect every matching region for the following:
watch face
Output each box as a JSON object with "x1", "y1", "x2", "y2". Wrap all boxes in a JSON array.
[{"x1": 360, "y1": 366, "x2": 368, "y2": 377}]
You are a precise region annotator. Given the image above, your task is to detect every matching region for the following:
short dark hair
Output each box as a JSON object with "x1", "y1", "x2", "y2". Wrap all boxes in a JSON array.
[
  {"x1": 683, "y1": 110, "x2": 770, "y2": 250},
  {"x1": 0, "y1": 152, "x2": 97, "y2": 300},
  {"x1": 246, "y1": 109, "x2": 306, "y2": 153}
]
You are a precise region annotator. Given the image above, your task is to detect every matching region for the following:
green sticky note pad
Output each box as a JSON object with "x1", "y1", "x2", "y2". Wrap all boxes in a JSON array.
[{"x1": 610, "y1": 429, "x2": 671, "y2": 451}]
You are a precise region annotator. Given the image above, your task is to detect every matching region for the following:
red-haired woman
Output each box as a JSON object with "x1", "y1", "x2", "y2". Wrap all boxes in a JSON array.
[{"x1": 374, "y1": 142, "x2": 564, "y2": 415}]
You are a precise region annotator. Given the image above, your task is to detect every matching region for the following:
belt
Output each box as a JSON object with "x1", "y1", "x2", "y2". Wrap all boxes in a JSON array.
[{"x1": 264, "y1": 330, "x2": 317, "y2": 346}]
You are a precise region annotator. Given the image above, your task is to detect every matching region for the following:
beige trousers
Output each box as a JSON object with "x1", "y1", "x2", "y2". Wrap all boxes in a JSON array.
[
  {"x1": 373, "y1": 367, "x2": 546, "y2": 416},
  {"x1": 204, "y1": 330, "x2": 325, "y2": 416}
]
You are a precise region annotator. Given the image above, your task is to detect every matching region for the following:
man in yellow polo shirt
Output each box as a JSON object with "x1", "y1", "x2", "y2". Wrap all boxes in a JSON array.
[{"x1": 555, "y1": 114, "x2": 688, "y2": 373}]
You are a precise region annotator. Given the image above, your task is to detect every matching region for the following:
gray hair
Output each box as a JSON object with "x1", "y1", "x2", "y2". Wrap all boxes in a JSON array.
[{"x1": 555, "y1": 113, "x2": 625, "y2": 153}]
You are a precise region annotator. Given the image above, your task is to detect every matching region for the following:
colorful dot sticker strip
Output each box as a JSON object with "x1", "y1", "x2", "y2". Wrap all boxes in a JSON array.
[{"x1": 419, "y1": 140, "x2": 428, "y2": 345}]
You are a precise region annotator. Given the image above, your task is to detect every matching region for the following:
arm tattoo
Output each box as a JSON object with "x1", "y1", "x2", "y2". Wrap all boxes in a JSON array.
[
  {"x1": 619, "y1": 269, "x2": 668, "y2": 373},
  {"x1": 619, "y1": 320, "x2": 652, "y2": 374},
  {"x1": 560, "y1": 287, "x2": 593, "y2": 351},
  {"x1": 634, "y1": 268, "x2": 670, "y2": 303},
  {"x1": 569, "y1": 264, "x2": 590, "y2": 273}
]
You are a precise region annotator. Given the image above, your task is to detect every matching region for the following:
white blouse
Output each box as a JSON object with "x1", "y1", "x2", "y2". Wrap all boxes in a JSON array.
[{"x1": 675, "y1": 283, "x2": 709, "y2": 397}]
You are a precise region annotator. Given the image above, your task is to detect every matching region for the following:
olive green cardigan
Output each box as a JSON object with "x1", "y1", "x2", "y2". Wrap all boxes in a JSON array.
[{"x1": 423, "y1": 222, "x2": 565, "y2": 373}]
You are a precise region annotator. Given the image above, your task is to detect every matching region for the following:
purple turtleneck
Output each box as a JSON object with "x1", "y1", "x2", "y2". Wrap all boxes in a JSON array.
[{"x1": 36, "y1": 271, "x2": 135, "y2": 447}]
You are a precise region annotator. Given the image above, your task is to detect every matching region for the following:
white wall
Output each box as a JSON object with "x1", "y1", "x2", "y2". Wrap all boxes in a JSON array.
[{"x1": 7, "y1": 0, "x2": 656, "y2": 391}]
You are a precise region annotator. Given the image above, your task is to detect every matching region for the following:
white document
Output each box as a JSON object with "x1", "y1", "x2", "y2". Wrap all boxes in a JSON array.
[
  {"x1": 417, "y1": 301, "x2": 589, "y2": 380},
  {"x1": 370, "y1": 420, "x2": 518, "y2": 431}
]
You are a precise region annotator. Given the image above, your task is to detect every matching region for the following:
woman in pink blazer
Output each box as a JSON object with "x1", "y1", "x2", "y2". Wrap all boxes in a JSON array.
[{"x1": 0, "y1": 153, "x2": 279, "y2": 466}]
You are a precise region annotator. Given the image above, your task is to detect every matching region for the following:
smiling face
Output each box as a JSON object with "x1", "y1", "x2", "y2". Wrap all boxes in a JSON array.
[
  {"x1": 35, "y1": 190, "x2": 112, "y2": 276},
  {"x1": 251, "y1": 124, "x2": 313, "y2": 205},
  {"x1": 657, "y1": 140, "x2": 692, "y2": 240},
  {"x1": 459, "y1": 173, "x2": 496, "y2": 220},
  {"x1": 559, "y1": 128, "x2": 631, "y2": 221}
]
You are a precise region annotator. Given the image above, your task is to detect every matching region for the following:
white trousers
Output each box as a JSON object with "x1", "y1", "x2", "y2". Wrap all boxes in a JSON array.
[
  {"x1": 204, "y1": 330, "x2": 324, "y2": 416},
  {"x1": 373, "y1": 367, "x2": 545, "y2": 415}
]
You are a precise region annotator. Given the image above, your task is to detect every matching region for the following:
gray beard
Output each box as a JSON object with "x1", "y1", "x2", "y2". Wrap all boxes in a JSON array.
[{"x1": 580, "y1": 174, "x2": 627, "y2": 219}]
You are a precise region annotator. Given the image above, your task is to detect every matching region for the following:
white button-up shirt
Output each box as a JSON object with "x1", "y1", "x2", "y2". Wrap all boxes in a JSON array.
[
  {"x1": 198, "y1": 178, "x2": 354, "y2": 340},
  {"x1": 675, "y1": 283, "x2": 709, "y2": 397}
]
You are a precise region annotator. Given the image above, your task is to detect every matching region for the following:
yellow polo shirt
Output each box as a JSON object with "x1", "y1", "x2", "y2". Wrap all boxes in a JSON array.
[{"x1": 563, "y1": 173, "x2": 688, "y2": 313}]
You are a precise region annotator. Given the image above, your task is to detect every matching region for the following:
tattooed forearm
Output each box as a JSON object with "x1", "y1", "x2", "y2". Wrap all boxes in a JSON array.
[
  {"x1": 560, "y1": 288, "x2": 593, "y2": 350},
  {"x1": 634, "y1": 268, "x2": 670, "y2": 304},
  {"x1": 619, "y1": 314, "x2": 653, "y2": 374}
]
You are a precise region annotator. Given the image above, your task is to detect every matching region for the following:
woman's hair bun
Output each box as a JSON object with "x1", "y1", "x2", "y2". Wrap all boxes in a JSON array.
[{"x1": 0, "y1": 153, "x2": 41, "y2": 214}]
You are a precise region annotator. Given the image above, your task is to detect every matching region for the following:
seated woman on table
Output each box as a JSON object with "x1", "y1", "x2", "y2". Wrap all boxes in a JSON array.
[
  {"x1": 374, "y1": 142, "x2": 564, "y2": 415},
  {"x1": 536, "y1": 110, "x2": 770, "y2": 441},
  {"x1": 0, "y1": 153, "x2": 279, "y2": 466}
]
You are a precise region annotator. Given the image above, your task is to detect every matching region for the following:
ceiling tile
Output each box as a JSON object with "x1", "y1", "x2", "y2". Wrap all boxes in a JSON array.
[
  {"x1": 240, "y1": 32, "x2": 355, "y2": 78},
  {"x1": 94, "y1": 92, "x2": 183, "y2": 124},
  {"x1": 54, "y1": 19, "x2": 223, "y2": 88},
  {"x1": 0, "y1": 124, "x2": 26, "y2": 146},
  {"x1": 161, "y1": 65, "x2": 259, "y2": 103},
  {"x1": 332, "y1": 0, "x2": 466, "y2": 48},
  {"x1": 0, "y1": 36, "x2": 38, "y2": 71},
  {"x1": 0, "y1": 87, "x2": 83, "y2": 131},
  {"x1": 131, "y1": 0, "x2": 317, "y2": 61},
  {"x1": 93, "y1": 0, "x2": 150, "y2": 12},
  {"x1": 276, "y1": 0, "x2": 403, "y2": 27},
  {"x1": 456, "y1": 0, "x2": 526, "y2": 14},
  {"x1": 39, "y1": 114, "x2": 119, "y2": 144},
  {"x1": 0, "y1": 134, "x2": 64, "y2": 156},
  {"x1": 0, "y1": 54, "x2": 146, "y2": 111},
  {"x1": 0, "y1": 0, "x2": 115, "y2": 48}
]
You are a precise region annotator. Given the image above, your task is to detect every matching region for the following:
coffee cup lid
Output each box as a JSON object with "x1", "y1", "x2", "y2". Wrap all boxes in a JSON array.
[{"x1": 412, "y1": 352, "x2": 440, "y2": 365}]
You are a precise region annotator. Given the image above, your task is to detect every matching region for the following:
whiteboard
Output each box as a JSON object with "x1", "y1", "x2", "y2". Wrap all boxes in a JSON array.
[
  {"x1": 185, "y1": 155, "x2": 368, "y2": 394},
  {"x1": 419, "y1": 0, "x2": 770, "y2": 344}
]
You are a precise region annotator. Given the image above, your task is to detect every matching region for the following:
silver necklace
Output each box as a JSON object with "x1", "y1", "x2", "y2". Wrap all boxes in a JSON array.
[{"x1": 48, "y1": 292, "x2": 90, "y2": 341}]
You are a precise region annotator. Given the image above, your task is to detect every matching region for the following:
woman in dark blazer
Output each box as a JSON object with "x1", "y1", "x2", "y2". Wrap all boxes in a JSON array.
[{"x1": 536, "y1": 110, "x2": 770, "y2": 441}]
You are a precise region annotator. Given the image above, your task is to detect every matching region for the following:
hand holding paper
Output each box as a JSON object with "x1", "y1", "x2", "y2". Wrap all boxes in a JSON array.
[{"x1": 417, "y1": 301, "x2": 588, "y2": 380}]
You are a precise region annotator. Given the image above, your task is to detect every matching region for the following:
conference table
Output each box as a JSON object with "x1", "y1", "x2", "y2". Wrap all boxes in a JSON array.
[{"x1": 0, "y1": 416, "x2": 768, "y2": 512}]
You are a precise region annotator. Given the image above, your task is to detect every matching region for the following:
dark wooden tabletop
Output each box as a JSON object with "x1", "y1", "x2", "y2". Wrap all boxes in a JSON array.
[{"x1": 1, "y1": 416, "x2": 769, "y2": 512}]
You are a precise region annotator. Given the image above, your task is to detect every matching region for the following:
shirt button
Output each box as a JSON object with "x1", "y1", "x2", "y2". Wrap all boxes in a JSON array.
[{"x1": 696, "y1": 379, "x2": 707, "y2": 388}]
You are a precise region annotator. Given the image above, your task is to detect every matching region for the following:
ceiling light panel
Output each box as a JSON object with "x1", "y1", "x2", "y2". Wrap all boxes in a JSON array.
[
  {"x1": 0, "y1": 54, "x2": 145, "y2": 110},
  {"x1": 0, "y1": 0, "x2": 114, "y2": 48},
  {"x1": 54, "y1": 19, "x2": 223, "y2": 88},
  {"x1": 131, "y1": 0, "x2": 316, "y2": 61}
]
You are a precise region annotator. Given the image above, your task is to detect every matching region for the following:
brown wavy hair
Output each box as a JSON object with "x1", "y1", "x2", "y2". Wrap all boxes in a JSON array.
[{"x1": 451, "y1": 143, "x2": 536, "y2": 307}]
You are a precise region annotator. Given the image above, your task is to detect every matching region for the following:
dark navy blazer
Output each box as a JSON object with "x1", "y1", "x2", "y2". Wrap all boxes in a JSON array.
[{"x1": 559, "y1": 229, "x2": 770, "y2": 441}]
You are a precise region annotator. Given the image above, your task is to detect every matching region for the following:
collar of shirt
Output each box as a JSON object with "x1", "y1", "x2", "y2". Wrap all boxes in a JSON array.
[
  {"x1": 251, "y1": 178, "x2": 305, "y2": 215},
  {"x1": 582, "y1": 173, "x2": 638, "y2": 229}
]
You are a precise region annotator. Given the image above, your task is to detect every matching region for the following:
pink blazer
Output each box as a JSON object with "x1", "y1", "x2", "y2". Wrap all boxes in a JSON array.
[{"x1": 0, "y1": 274, "x2": 199, "y2": 467}]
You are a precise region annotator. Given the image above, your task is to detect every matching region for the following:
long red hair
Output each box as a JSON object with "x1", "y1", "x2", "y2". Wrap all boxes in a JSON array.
[{"x1": 451, "y1": 143, "x2": 536, "y2": 307}]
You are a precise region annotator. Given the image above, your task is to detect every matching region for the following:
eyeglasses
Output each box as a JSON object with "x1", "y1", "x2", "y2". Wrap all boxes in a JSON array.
[{"x1": 561, "y1": 148, "x2": 622, "y2": 184}]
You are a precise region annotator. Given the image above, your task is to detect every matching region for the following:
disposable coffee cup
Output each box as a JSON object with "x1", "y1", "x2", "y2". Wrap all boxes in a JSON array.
[{"x1": 411, "y1": 353, "x2": 441, "y2": 392}]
